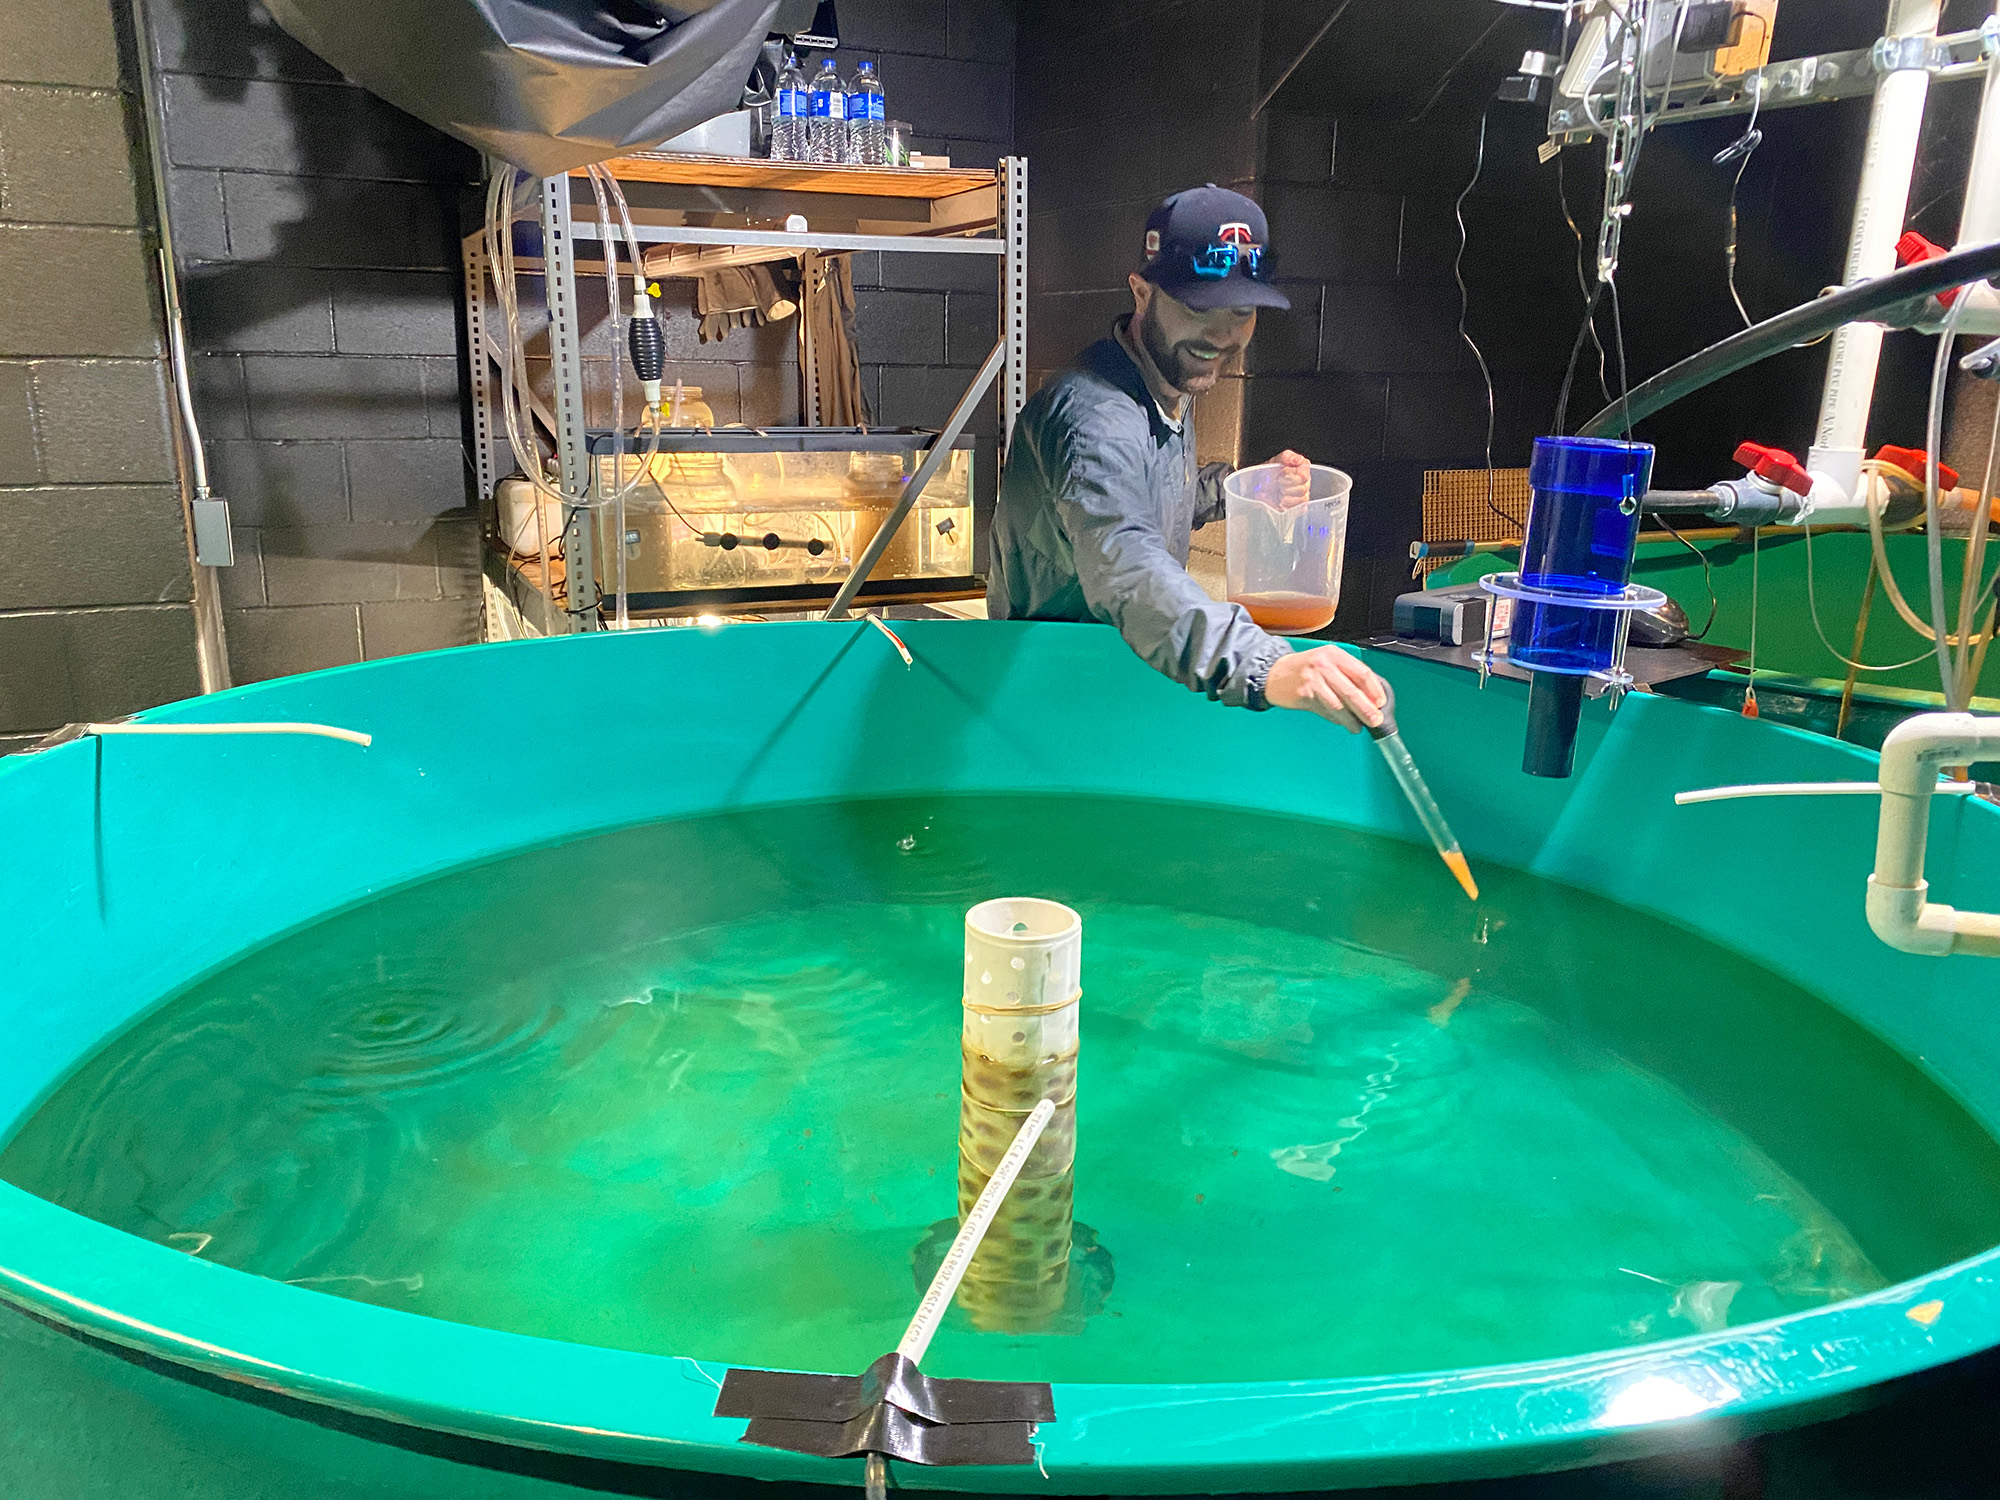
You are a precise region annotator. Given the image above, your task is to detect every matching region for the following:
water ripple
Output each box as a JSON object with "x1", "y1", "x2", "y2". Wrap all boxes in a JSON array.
[{"x1": 302, "y1": 990, "x2": 563, "y2": 1099}]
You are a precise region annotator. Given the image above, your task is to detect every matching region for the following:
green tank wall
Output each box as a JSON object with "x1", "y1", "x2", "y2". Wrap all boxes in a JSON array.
[{"x1": 2, "y1": 621, "x2": 1999, "y2": 1494}]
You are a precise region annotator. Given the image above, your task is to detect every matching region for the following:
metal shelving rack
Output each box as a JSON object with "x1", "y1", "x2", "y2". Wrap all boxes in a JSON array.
[{"x1": 463, "y1": 153, "x2": 1028, "y2": 633}]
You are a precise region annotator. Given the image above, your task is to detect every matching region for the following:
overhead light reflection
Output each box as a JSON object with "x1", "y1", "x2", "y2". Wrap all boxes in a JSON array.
[{"x1": 1599, "y1": 1374, "x2": 1740, "y2": 1428}]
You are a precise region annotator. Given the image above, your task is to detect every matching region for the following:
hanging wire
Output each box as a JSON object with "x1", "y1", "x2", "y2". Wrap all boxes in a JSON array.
[
  {"x1": 1802, "y1": 522, "x2": 1944, "y2": 672},
  {"x1": 1924, "y1": 293, "x2": 1974, "y2": 694},
  {"x1": 1652, "y1": 513, "x2": 1718, "y2": 638},
  {"x1": 1557, "y1": 0, "x2": 1676, "y2": 435},
  {"x1": 1454, "y1": 102, "x2": 1521, "y2": 529},
  {"x1": 1409, "y1": 9, "x2": 1514, "y2": 123},
  {"x1": 1743, "y1": 520, "x2": 1761, "y2": 715},
  {"x1": 1713, "y1": 45, "x2": 1767, "y2": 328},
  {"x1": 1951, "y1": 388, "x2": 2000, "y2": 704},
  {"x1": 1607, "y1": 277, "x2": 1634, "y2": 438},
  {"x1": 1555, "y1": 152, "x2": 1612, "y2": 412}
]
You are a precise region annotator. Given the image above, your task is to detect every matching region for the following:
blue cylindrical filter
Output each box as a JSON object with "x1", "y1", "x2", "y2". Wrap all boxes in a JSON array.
[{"x1": 1511, "y1": 436, "x2": 1653, "y2": 779}]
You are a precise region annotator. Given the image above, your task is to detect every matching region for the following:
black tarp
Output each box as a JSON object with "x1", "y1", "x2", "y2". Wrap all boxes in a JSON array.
[{"x1": 260, "y1": 0, "x2": 808, "y2": 175}]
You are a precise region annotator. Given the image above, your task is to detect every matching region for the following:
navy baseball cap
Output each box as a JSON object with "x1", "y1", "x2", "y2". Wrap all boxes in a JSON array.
[{"x1": 1139, "y1": 184, "x2": 1290, "y2": 312}]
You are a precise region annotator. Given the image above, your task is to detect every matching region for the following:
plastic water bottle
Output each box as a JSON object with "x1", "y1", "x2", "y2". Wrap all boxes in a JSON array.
[
  {"x1": 846, "y1": 60, "x2": 886, "y2": 166},
  {"x1": 771, "y1": 53, "x2": 808, "y2": 161},
  {"x1": 808, "y1": 59, "x2": 846, "y2": 164}
]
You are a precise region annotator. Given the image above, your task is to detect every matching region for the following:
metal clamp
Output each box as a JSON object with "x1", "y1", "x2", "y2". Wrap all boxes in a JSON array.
[
  {"x1": 1471, "y1": 574, "x2": 1669, "y2": 706},
  {"x1": 1871, "y1": 34, "x2": 1933, "y2": 73},
  {"x1": 1475, "y1": 575, "x2": 1670, "y2": 613}
]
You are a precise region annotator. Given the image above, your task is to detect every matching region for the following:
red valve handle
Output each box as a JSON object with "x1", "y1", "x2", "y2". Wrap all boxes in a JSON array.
[
  {"x1": 1897, "y1": 230, "x2": 1962, "y2": 306},
  {"x1": 1874, "y1": 444, "x2": 1962, "y2": 491},
  {"x1": 1733, "y1": 440, "x2": 1813, "y2": 497}
]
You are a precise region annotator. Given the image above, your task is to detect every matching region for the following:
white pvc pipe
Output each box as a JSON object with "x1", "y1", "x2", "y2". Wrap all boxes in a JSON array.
[
  {"x1": 1867, "y1": 711, "x2": 2000, "y2": 955},
  {"x1": 1807, "y1": 0, "x2": 1944, "y2": 521},
  {"x1": 1955, "y1": 8, "x2": 2000, "y2": 248}
]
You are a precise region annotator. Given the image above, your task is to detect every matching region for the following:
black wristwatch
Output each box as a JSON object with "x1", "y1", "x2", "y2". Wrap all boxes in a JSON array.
[{"x1": 1246, "y1": 659, "x2": 1273, "y2": 711}]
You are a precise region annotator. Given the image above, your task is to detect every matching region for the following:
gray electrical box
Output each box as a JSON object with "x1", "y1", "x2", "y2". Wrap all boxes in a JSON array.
[{"x1": 1394, "y1": 584, "x2": 1496, "y2": 646}]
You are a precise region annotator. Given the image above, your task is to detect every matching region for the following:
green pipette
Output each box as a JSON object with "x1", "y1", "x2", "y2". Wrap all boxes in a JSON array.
[{"x1": 1367, "y1": 682, "x2": 1479, "y2": 901}]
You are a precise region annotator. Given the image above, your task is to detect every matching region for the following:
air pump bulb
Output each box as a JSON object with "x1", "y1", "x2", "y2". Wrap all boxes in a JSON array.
[
  {"x1": 1367, "y1": 682, "x2": 1478, "y2": 902},
  {"x1": 629, "y1": 283, "x2": 664, "y2": 410}
]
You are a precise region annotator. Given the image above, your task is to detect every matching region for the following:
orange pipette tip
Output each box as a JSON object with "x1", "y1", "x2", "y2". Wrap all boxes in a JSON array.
[{"x1": 1441, "y1": 848, "x2": 1480, "y2": 902}]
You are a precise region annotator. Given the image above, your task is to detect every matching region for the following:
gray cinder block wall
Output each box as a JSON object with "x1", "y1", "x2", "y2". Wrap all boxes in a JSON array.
[
  {"x1": 1016, "y1": 0, "x2": 1260, "y2": 466},
  {"x1": 541, "y1": 0, "x2": 1017, "y2": 544},
  {"x1": 0, "y1": 0, "x2": 200, "y2": 749},
  {"x1": 145, "y1": 0, "x2": 482, "y2": 683}
]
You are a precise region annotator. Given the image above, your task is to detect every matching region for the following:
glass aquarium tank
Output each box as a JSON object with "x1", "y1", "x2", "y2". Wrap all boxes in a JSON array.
[{"x1": 589, "y1": 428, "x2": 976, "y2": 612}]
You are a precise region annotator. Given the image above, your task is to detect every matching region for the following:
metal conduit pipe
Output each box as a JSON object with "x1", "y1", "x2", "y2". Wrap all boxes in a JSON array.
[
  {"x1": 1868, "y1": 712, "x2": 2000, "y2": 956},
  {"x1": 1578, "y1": 239, "x2": 2000, "y2": 439}
]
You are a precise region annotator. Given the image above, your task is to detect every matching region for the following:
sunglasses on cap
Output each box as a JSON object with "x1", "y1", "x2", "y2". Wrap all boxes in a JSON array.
[{"x1": 1189, "y1": 240, "x2": 1267, "y2": 279}]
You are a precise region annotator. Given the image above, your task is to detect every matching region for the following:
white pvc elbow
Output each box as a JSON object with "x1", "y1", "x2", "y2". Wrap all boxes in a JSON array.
[{"x1": 1867, "y1": 712, "x2": 2000, "y2": 957}]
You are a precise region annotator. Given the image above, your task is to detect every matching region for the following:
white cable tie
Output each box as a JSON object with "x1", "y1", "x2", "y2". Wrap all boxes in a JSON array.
[{"x1": 84, "y1": 721, "x2": 372, "y2": 747}]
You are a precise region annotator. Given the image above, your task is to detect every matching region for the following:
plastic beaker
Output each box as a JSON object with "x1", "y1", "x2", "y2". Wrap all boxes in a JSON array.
[{"x1": 1224, "y1": 463, "x2": 1351, "y2": 635}]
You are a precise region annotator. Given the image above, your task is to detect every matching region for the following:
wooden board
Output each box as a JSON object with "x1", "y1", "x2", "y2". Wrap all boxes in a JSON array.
[{"x1": 586, "y1": 152, "x2": 995, "y2": 201}]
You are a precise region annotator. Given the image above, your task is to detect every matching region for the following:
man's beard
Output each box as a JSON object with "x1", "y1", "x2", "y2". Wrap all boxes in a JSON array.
[{"x1": 1137, "y1": 304, "x2": 1228, "y2": 393}]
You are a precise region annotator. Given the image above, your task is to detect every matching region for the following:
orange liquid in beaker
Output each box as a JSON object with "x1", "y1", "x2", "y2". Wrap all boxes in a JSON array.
[{"x1": 1230, "y1": 591, "x2": 1337, "y2": 635}]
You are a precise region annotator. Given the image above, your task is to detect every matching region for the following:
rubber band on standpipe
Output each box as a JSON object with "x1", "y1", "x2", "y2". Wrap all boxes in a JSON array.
[{"x1": 962, "y1": 988, "x2": 1082, "y2": 1018}]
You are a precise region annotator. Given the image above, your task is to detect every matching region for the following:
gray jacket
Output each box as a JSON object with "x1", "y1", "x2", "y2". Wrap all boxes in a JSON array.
[{"x1": 986, "y1": 332, "x2": 1287, "y2": 708}]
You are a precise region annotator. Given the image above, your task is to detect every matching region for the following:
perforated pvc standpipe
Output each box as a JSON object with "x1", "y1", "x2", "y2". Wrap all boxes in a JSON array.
[{"x1": 958, "y1": 897, "x2": 1081, "y2": 1332}]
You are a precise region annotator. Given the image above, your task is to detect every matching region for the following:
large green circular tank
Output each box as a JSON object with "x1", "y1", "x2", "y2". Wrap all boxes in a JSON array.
[{"x1": 3, "y1": 621, "x2": 1999, "y2": 1495}]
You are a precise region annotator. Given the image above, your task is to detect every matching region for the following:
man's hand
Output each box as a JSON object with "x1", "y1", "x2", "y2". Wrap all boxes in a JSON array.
[
  {"x1": 1265, "y1": 645, "x2": 1387, "y2": 732},
  {"x1": 1264, "y1": 449, "x2": 1313, "y2": 507}
]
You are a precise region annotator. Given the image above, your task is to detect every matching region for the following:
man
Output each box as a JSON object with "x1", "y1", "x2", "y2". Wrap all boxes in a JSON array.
[{"x1": 987, "y1": 185, "x2": 1387, "y2": 731}]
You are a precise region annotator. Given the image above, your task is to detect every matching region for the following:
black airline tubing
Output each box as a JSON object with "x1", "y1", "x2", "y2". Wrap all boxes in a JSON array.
[{"x1": 1577, "y1": 240, "x2": 2000, "y2": 440}]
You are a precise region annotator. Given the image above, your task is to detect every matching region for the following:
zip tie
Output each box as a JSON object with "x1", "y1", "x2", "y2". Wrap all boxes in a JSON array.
[
  {"x1": 678, "y1": 1357, "x2": 725, "y2": 1391},
  {"x1": 866, "y1": 615, "x2": 912, "y2": 666},
  {"x1": 79, "y1": 721, "x2": 372, "y2": 747},
  {"x1": 1033, "y1": 1439, "x2": 1049, "y2": 1481},
  {"x1": 1675, "y1": 780, "x2": 1988, "y2": 806}
]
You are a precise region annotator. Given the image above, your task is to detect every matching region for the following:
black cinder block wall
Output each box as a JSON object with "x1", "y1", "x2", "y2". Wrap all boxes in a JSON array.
[
  {"x1": 0, "y1": 0, "x2": 199, "y2": 749},
  {"x1": 1017, "y1": 0, "x2": 1987, "y2": 637},
  {"x1": 831, "y1": 1, "x2": 1017, "y2": 549},
  {"x1": 1014, "y1": 0, "x2": 1262, "y2": 470},
  {"x1": 1239, "y1": 0, "x2": 1564, "y2": 635},
  {"x1": 146, "y1": 0, "x2": 482, "y2": 683}
]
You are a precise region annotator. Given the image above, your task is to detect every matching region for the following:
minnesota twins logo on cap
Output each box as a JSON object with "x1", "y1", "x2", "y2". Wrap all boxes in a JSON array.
[{"x1": 1137, "y1": 185, "x2": 1290, "y2": 312}]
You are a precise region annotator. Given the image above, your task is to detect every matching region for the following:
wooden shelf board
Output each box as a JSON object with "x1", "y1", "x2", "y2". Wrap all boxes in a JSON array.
[{"x1": 583, "y1": 153, "x2": 995, "y2": 201}]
